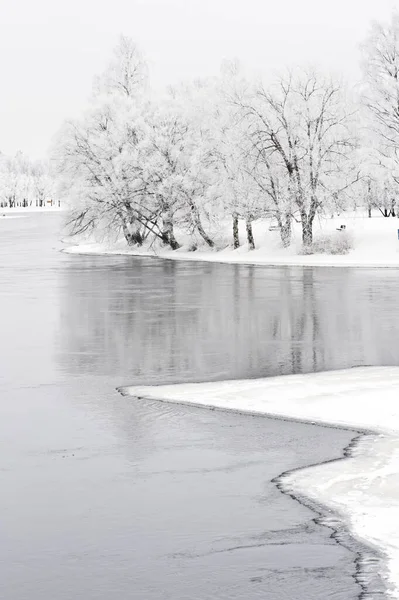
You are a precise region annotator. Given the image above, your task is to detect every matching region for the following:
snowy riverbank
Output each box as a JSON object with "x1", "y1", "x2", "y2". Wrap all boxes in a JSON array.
[
  {"x1": 120, "y1": 367, "x2": 399, "y2": 598},
  {"x1": 62, "y1": 212, "x2": 399, "y2": 268}
]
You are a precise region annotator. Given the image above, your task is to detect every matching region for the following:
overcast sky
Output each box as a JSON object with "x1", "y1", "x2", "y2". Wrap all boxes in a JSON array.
[{"x1": 0, "y1": 0, "x2": 396, "y2": 158}]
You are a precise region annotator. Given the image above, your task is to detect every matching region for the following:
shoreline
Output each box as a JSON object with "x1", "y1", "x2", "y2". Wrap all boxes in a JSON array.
[
  {"x1": 120, "y1": 367, "x2": 399, "y2": 597},
  {"x1": 275, "y1": 431, "x2": 388, "y2": 598},
  {"x1": 63, "y1": 242, "x2": 399, "y2": 270},
  {"x1": 118, "y1": 386, "x2": 388, "y2": 598}
]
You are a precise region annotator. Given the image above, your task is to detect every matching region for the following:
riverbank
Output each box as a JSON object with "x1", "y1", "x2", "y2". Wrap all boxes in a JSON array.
[
  {"x1": 120, "y1": 367, "x2": 399, "y2": 598},
  {"x1": 63, "y1": 212, "x2": 399, "y2": 268}
]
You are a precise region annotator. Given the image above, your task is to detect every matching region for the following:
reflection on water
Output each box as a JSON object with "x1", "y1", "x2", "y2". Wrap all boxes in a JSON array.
[{"x1": 58, "y1": 253, "x2": 399, "y2": 385}]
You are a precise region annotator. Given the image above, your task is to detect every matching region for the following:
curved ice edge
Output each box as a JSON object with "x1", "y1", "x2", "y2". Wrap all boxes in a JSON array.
[
  {"x1": 117, "y1": 386, "x2": 390, "y2": 598},
  {"x1": 275, "y1": 432, "x2": 389, "y2": 598}
]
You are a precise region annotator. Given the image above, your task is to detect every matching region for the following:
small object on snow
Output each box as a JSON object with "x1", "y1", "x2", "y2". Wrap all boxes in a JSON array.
[{"x1": 336, "y1": 224, "x2": 346, "y2": 231}]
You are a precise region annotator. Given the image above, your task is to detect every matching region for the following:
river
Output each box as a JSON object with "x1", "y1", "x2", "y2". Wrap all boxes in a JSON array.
[{"x1": 0, "y1": 212, "x2": 391, "y2": 599}]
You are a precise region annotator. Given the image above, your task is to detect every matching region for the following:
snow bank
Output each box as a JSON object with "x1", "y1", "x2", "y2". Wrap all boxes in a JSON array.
[
  {"x1": 121, "y1": 367, "x2": 399, "y2": 597},
  {"x1": 63, "y1": 212, "x2": 399, "y2": 268}
]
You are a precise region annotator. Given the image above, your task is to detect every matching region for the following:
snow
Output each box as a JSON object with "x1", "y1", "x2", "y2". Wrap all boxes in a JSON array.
[
  {"x1": 122, "y1": 367, "x2": 399, "y2": 597},
  {"x1": 63, "y1": 212, "x2": 399, "y2": 268},
  {"x1": 0, "y1": 214, "x2": 24, "y2": 219},
  {"x1": 0, "y1": 206, "x2": 64, "y2": 214}
]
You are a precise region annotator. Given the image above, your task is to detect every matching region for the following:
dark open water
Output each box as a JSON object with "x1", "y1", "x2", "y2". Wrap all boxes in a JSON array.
[{"x1": 0, "y1": 212, "x2": 392, "y2": 599}]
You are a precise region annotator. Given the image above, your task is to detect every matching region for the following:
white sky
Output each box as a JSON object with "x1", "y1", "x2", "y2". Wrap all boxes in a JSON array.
[{"x1": 0, "y1": 0, "x2": 397, "y2": 158}]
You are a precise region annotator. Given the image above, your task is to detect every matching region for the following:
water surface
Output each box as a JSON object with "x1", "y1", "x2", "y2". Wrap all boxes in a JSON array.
[{"x1": 0, "y1": 212, "x2": 391, "y2": 599}]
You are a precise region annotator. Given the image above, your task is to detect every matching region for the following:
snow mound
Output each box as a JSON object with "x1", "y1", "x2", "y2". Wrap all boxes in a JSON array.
[{"x1": 122, "y1": 367, "x2": 399, "y2": 597}]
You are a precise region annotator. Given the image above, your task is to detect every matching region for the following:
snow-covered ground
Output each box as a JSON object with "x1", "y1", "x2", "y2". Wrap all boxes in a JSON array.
[
  {"x1": 121, "y1": 367, "x2": 399, "y2": 598},
  {"x1": 0, "y1": 206, "x2": 64, "y2": 214},
  {"x1": 64, "y1": 211, "x2": 399, "y2": 268}
]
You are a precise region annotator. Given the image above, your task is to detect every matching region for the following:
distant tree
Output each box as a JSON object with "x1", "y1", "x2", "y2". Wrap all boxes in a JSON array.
[
  {"x1": 0, "y1": 152, "x2": 29, "y2": 207},
  {"x1": 93, "y1": 35, "x2": 148, "y2": 99},
  {"x1": 31, "y1": 160, "x2": 54, "y2": 207}
]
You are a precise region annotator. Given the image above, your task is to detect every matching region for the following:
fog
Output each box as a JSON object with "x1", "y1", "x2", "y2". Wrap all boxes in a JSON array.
[{"x1": 0, "y1": 0, "x2": 395, "y2": 157}]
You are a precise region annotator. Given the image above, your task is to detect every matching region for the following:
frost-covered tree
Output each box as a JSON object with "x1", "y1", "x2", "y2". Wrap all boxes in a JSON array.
[
  {"x1": 141, "y1": 92, "x2": 218, "y2": 249},
  {"x1": 361, "y1": 12, "x2": 399, "y2": 213},
  {"x1": 0, "y1": 153, "x2": 56, "y2": 208},
  {"x1": 93, "y1": 35, "x2": 148, "y2": 99},
  {"x1": 213, "y1": 62, "x2": 264, "y2": 250},
  {"x1": 31, "y1": 160, "x2": 55, "y2": 206},
  {"x1": 55, "y1": 35, "x2": 367, "y2": 254},
  {"x1": 239, "y1": 71, "x2": 359, "y2": 246},
  {"x1": 1, "y1": 152, "x2": 31, "y2": 207},
  {"x1": 55, "y1": 38, "x2": 173, "y2": 247},
  {"x1": 55, "y1": 97, "x2": 165, "y2": 245}
]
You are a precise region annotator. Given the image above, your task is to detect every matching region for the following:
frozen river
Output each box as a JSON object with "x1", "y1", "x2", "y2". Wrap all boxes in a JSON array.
[{"x1": 0, "y1": 212, "x2": 390, "y2": 599}]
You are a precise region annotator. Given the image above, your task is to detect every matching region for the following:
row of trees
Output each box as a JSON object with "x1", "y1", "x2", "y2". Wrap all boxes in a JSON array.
[
  {"x1": 55, "y1": 14, "x2": 399, "y2": 251},
  {"x1": 0, "y1": 152, "x2": 55, "y2": 208}
]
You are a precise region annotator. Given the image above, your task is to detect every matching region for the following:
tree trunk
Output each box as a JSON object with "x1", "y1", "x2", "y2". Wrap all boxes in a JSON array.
[
  {"x1": 130, "y1": 230, "x2": 143, "y2": 245},
  {"x1": 233, "y1": 214, "x2": 240, "y2": 249},
  {"x1": 368, "y1": 206, "x2": 372, "y2": 218},
  {"x1": 302, "y1": 217, "x2": 313, "y2": 247},
  {"x1": 246, "y1": 218, "x2": 255, "y2": 250},
  {"x1": 122, "y1": 221, "x2": 134, "y2": 245},
  {"x1": 279, "y1": 218, "x2": 291, "y2": 248},
  {"x1": 162, "y1": 214, "x2": 180, "y2": 250},
  {"x1": 192, "y1": 210, "x2": 214, "y2": 247}
]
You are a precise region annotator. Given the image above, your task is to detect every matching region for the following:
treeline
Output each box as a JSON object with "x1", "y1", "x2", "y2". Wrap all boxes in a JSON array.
[
  {"x1": 0, "y1": 152, "x2": 56, "y2": 208},
  {"x1": 54, "y1": 14, "x2": 399, "y2": 252}
]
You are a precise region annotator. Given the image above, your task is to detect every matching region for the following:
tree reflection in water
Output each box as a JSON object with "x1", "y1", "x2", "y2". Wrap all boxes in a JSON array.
[{"x1": 57, "y1": 255, "x2": 399, "y2": 384}]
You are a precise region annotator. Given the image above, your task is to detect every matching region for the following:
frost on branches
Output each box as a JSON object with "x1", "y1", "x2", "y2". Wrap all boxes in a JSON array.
[
  {"x1": 360, "y1": 13, "x2": 399, "y2": 219},
  {"x1": 55, "y1": 20, "x2": 399, "y2": 254}
]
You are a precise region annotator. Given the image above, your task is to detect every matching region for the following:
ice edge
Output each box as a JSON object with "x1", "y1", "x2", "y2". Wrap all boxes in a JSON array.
[{"x1": 117, "y1": 386, "x2": 390, "y2": 598}]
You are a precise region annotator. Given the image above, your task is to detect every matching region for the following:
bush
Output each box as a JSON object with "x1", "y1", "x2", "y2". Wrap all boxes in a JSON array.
[{"x1": 301, "y1": 231, "x2": 353, "y2": 255}]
